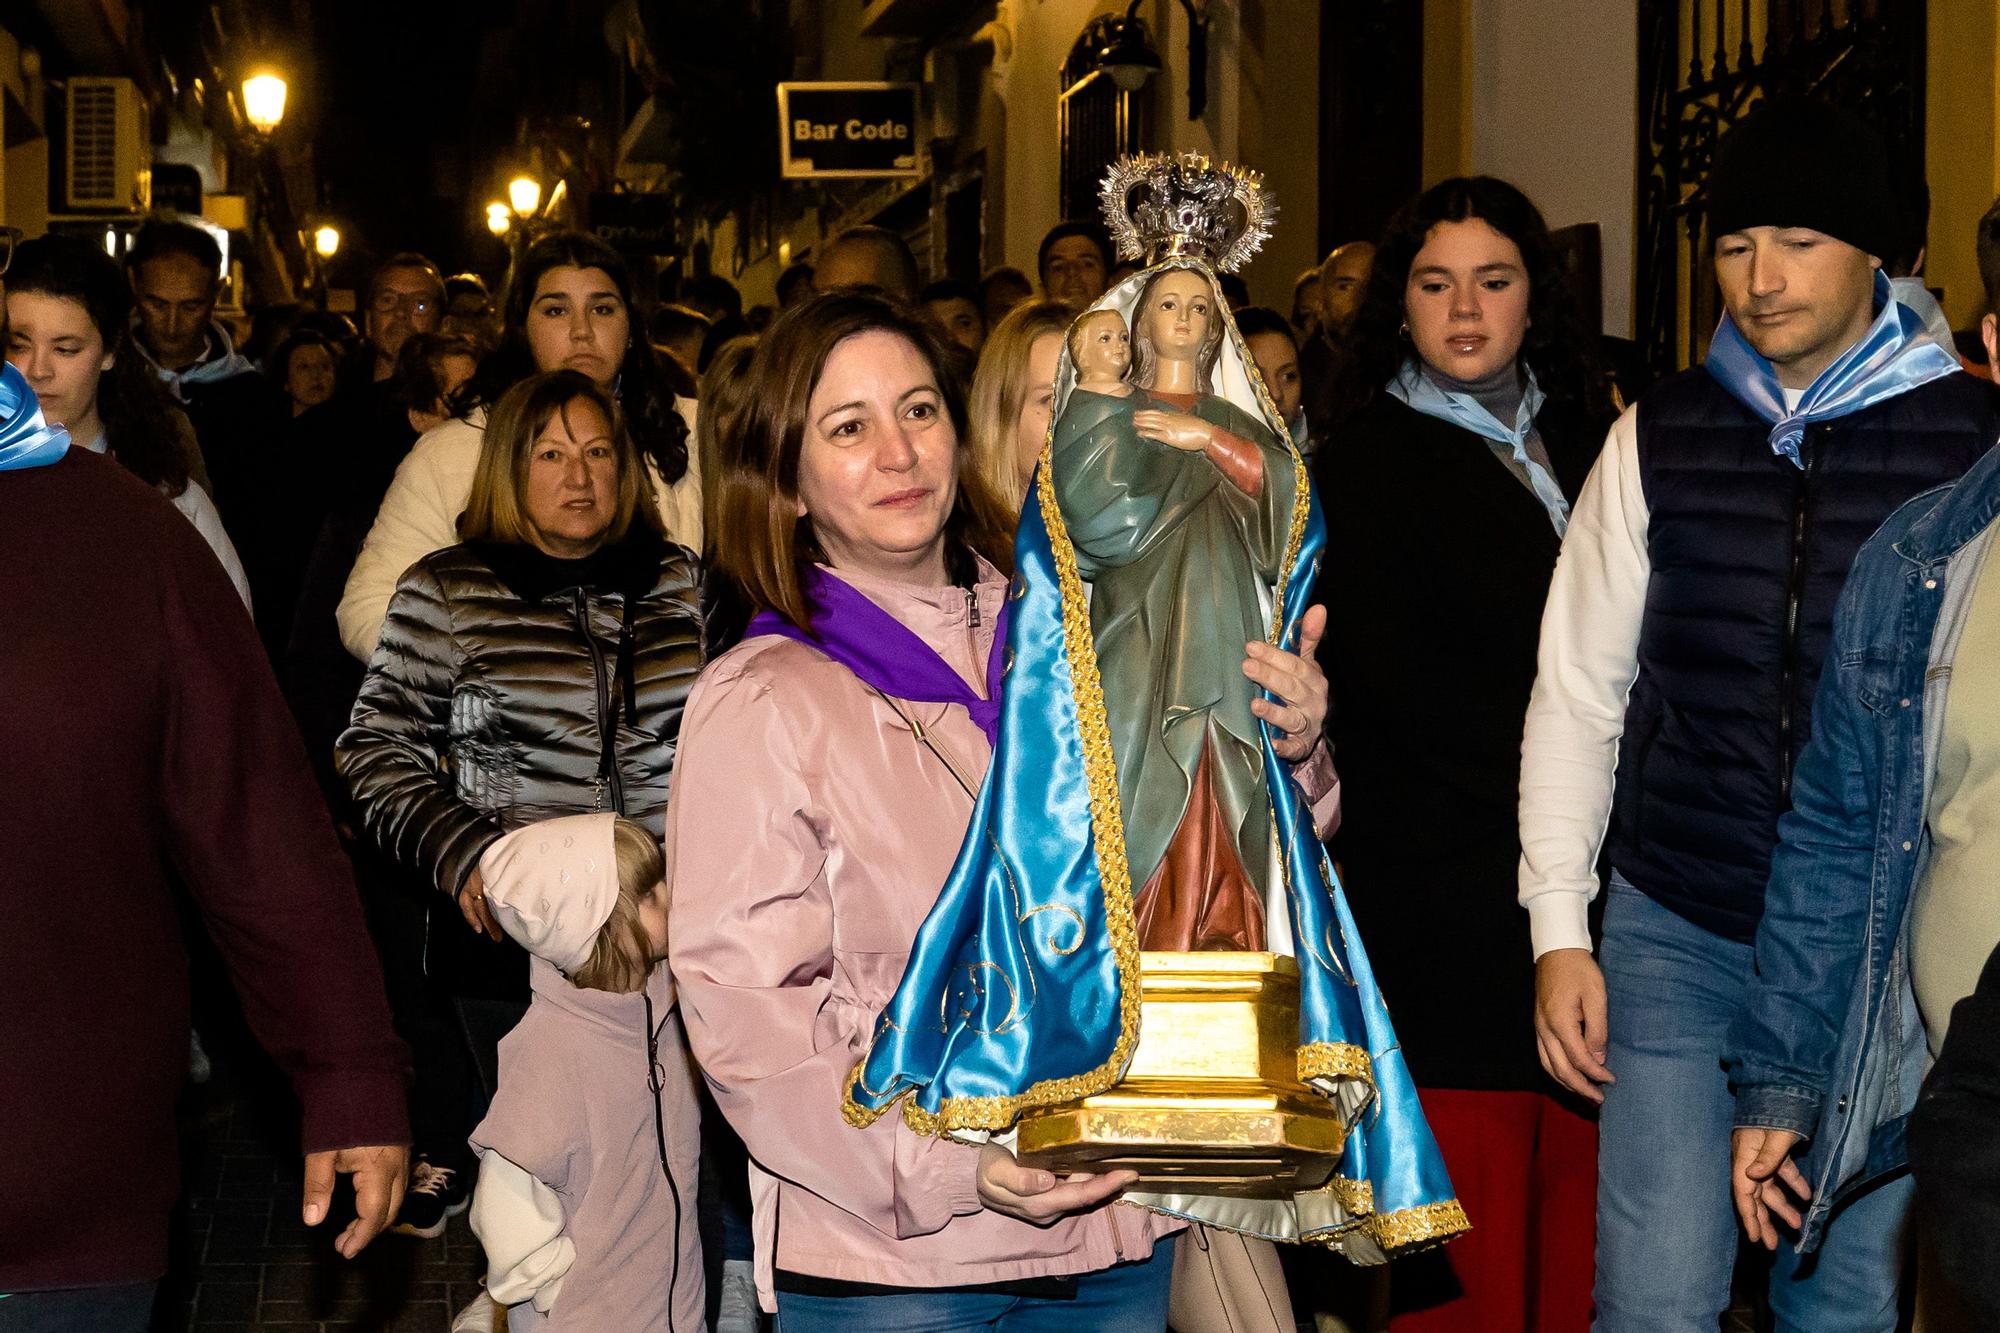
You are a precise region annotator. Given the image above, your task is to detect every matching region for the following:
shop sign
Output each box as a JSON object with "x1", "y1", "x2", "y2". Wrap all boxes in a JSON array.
[
  {"x1": 777, "y1": 82, "x2": 922, "y2": 180},
  {"x1": 591, "y1": 192, "x2": 678, "y2": 255}
]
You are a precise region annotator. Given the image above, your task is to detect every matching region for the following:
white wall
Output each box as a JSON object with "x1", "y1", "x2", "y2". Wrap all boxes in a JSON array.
[
  {"x1": 994, "y1": 0, "x2": 1317, "y2": 310},
  {"x1": 992, "y1": 0, "x2": 1103, "y2": 284},
  {"x1": 1204, "y1": 0, "x2": 1322, "y2": 312},
  {"x1": 1465, "y1": 0, "x2": 1638, "y2": 338}
]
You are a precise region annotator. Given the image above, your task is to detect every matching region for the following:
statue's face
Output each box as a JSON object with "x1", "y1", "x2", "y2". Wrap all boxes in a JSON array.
[
  {"x1": 1139, "y1": 269, "x2": 1214, "y2": 362},
  {"x1": 1073, "y1": 312, "x2": 1131, "y2": 380}
]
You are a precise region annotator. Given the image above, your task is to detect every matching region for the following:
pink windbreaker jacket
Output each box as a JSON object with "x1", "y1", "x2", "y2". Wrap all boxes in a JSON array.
[{"x1": 665, "y1": 558, "x2": 1339, "y2": 1308}]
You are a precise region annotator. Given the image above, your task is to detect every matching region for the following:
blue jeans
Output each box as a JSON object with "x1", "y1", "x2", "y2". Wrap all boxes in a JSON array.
[
  {"x1": 1594, "y1": 876, "x2": 1912, "y2": 1332},
  {"x1": 775, "y1": 1236, "x2": 1175, "y2": 1332}
]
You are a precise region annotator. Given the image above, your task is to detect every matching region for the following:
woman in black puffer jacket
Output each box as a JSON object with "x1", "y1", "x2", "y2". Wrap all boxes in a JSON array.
[{"x1": 338, "y1": 368, "x2": 702, "y2": 1098}]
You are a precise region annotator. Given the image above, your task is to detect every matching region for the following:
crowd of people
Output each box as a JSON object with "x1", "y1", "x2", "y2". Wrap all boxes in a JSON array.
[{"x1": 9, "y1": 91, "x2": 2000, "y2": 1333}]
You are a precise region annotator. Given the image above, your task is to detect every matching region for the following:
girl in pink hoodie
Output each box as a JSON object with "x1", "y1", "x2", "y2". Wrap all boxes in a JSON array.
[{"x1": 460, "y1": 813, "x2": 704, "y2": 1332}]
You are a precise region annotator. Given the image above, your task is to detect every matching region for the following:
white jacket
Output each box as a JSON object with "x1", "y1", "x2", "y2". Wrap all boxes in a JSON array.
[
  {"x1": 76, "y1": 433, "x2": 251, "y2": 609},
  {"x1": 336, "y1": 399, "x2": 702, "y2": 662},
  {"x1": 1516, "y1": 404, "x2": 1648, "y2": 960},
  {"x1": 172, "y1": 480, "x2": 253, "y2": 611}
]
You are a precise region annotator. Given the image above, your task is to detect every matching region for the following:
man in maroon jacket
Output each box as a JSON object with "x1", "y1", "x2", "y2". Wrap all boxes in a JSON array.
[{"x1": 0, "y1": 339, "x2": 410, "y2": 1328}]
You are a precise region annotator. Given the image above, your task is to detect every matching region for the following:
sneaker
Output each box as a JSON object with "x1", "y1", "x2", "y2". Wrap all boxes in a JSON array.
[
  {"x1": 393, "y1": 1156, "x2": 470, "y2": 1239},
  {"x1": 716, "y1": 1257, "x2": 760, "y2": 1333}
]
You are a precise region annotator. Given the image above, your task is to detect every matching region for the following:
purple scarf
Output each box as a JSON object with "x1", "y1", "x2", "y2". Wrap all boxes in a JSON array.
[{"x1": 745, "y1": 567, "x2": 1008, "y2": 745}]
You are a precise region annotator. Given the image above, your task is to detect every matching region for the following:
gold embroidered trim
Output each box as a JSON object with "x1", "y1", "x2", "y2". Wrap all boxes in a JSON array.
[
  {"x1": 1128, "y1": 1180, "x2": 1464, "y2": 1258},
  {"x1": 1298, "y1": 1041, "x2": 1374, "y2": 1087},
  {"x1": 1216, "y1": 303, "x2": 1312, "y2": 649},
  {"x1": 1369, "y1": 1199, "x2": 1471, "y2": 1253},
  {"x1": 842, "y1": 404, "x2": 1146, "y2": 1135},
  {"x1": 1309, "y1": 1173, "x2": 1374, "y2": 1215}
]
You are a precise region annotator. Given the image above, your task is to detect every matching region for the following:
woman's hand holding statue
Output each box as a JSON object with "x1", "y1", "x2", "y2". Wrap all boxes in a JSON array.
[
  {"x1": 976, "y1": 1142, "x2": 1137, "y2": 1226},
  {"x1": 1245, "y1": 603, "x2": 1329, "y2": 761}
]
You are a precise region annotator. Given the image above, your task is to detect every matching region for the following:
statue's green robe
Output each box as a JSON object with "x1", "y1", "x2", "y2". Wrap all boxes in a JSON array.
[{"x1": 1051, "y1": 386, "x2": 1298, "y2": 899}]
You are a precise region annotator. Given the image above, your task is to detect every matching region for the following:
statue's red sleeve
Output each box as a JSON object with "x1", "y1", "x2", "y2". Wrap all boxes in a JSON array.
[{"x1": 1202, "y1": 427, "x2": 1265, "y2": 498}]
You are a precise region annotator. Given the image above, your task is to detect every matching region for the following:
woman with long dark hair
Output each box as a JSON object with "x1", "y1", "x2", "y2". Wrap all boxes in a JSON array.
[
  {"x1": 1324, "y1": 180, "x2": 1609, "y2": 431},
  {"x1": 4, "y1": 235, "x2": 247, "y2": 604},
  {"x1": 336, "y1": 231, "x2": 698, "y2": 660},
  {"x1": 1312, "y1": 176, "x2": 1615, "y2": 1333}
]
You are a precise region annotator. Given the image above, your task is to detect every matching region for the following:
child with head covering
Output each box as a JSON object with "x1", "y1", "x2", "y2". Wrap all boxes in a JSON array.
[{"x1": 458, "y1": 813, "x2": 703, "y2": 1332}]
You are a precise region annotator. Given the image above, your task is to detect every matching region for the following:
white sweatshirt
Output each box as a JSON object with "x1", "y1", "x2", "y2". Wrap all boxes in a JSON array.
[
  {"x1": 172, "y1": 481, "x2": 254, "y2": 611},
  {"x1": 1516, "y1": 404, "x2": 1649, "y2": 958},
  {"x1": 77, "y1": 434, "x2": 252, "y2": 609}
]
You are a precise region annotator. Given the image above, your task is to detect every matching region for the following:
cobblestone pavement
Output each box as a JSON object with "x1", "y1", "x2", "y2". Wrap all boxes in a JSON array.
[{"x1": 156, "y1": 1057, "x2": 483, "y2": 1333}]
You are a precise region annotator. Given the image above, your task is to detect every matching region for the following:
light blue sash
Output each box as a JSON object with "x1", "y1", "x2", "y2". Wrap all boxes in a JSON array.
[
  {"x1": 1389, "y1": 361, "x2": 1569, "y2": 535},
  {"x1": 0, "y1": 363, "x2": 69, "y2": 472},
  {"x1": 1705, "y1": 270, "x2": 1962, "y2": 469}
]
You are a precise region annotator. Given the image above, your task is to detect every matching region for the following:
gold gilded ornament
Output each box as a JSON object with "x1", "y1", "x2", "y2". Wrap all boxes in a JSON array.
[
  {"x1": 1017, "y1": 952, "x2": 1348, "y2": 1198},
  {"x1": 1099, "y1": 151, "x2": 1277, "y2": 273}
]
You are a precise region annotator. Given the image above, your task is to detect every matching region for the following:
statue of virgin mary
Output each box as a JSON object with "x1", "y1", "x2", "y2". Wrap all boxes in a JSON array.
[{"x1": 844, "y1": 153, "x2": 1465, "y2": 1259}]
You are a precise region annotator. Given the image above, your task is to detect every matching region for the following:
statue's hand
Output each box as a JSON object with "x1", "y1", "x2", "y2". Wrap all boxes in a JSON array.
[{"x1": 1132, "y1": 409, "x2": 1211, "y2": 452}]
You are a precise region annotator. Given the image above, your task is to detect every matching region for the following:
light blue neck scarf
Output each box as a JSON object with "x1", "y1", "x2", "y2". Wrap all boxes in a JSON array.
[
  {"x1": 0, "y1": 363, "x2": 70, "y2": 472},
  {"x1": 1389, "y1": 360, "x2": 1570, "y2": 536},
  {"x1": 1705, "y1": 269, "x2": 1962, "y2": 469}
]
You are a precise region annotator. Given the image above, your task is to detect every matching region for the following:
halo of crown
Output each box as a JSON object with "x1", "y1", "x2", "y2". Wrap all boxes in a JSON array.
[{"x1": 1099, "y1": 152, "x2": 1276, "y2": 275}]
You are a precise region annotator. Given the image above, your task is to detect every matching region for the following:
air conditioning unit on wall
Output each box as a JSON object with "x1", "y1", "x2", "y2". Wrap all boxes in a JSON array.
[{"x1": 66, "y1": 77, "x2": 151, "y2": 212}]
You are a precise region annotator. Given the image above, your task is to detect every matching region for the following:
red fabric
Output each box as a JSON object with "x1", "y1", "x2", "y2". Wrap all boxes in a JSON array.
[
  {"x1": 1146, "y1": 389, "x2": 1265, "y2": 496},
  {"x1": 1388, "y1": 1088, "x2": 1597, "y2": 1333},
  {"x1": 1133, "y1": 739, "x2": 1266, "y2": 951},
  {"x1": 0, "y1": 450, "x2": 410, "y2": 1289}
]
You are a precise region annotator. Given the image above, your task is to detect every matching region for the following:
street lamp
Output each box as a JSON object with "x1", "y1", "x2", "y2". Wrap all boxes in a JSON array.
[
  {"x1": 1088, "y1": 1, "x2": 1163, "y2": 93},
  {"x1": 486, "y1": 202, "x2": 512, "y2": 237},
  {"x1": 508, "y1": 175, "x2": 542, "y2": 218},
  {"x1": 241, "y1": 72, "x2": 288, "y2": 135}
]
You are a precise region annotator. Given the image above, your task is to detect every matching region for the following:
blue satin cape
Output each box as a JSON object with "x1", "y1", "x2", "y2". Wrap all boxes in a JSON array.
[
  {"x1": 0, "y1": 364, "x2": 70, "y2": 472},
  {"x1": 844, "y1": 265, "x2": 1465, "y2": 1259}
]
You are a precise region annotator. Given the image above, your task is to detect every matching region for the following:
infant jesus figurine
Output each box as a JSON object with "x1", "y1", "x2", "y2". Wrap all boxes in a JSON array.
[{"x1": 1070, "y1": 307, "x2": 1135, "y2": 398}]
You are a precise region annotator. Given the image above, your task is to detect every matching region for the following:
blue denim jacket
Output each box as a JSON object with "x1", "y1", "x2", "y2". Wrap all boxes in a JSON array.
[{"x1": 1724, "y1": 441, "x2": 2000, "y2": 1252}]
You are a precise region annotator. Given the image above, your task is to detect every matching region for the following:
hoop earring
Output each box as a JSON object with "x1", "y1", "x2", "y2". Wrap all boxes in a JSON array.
[{"x1": 1397, "y1": 321, "x2": 1411, "y2": 339}]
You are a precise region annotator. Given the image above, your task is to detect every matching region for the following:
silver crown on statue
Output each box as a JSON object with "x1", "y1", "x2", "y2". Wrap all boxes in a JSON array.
[{"x1": 1099, "y1": 152, "x2": 1277, "y2": 274}]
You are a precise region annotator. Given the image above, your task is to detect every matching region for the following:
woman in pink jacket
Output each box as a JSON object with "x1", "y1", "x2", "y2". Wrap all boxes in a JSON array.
[{"x1": 664, "y1": 292, "x2": 1332, "y2": 1331}]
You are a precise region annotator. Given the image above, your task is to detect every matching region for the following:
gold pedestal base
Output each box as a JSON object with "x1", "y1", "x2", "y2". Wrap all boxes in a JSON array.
[{"x1": 1017, "y1": 952, "x2": 1345, "y2": 1199}]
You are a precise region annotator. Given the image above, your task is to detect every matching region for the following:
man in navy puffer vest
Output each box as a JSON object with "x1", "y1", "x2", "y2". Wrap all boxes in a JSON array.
[{"x1": 1516, "y1": 98, "x2": 2000, "y2": 1331}]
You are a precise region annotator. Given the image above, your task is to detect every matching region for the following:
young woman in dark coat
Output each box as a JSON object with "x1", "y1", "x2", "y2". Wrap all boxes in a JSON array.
[{"x1": 1312, "y1": 176, "x2": 1616, "y2": 1333}]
